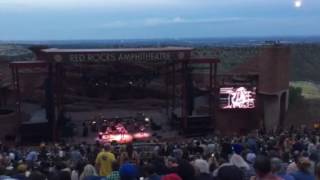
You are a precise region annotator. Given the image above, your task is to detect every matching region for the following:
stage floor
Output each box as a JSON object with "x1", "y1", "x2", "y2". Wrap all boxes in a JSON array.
[{"x1": 64, "y1": 106, "x2": 179, "y2": 144}]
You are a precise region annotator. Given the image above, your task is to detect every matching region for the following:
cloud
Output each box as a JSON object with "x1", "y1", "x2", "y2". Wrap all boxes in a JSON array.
[
  {"x1": 101, "y1": 17, "x2": 245, "y2": 29},
  {"x1": 147, "y1": 17, "x2": 247, "y2": 27}
]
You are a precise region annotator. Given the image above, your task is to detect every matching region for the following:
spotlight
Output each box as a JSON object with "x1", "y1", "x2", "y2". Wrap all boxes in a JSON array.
[
  {"x1": 144, "y1": 117, "x2": 150, "y2": 122},
  {"x1": 133, "y1": 132, "x2": 151, "y2": 139}
]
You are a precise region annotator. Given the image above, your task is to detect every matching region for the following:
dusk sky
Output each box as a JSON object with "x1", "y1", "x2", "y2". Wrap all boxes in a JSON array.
[{"x1": 0, "y1": 0, "x2": 319, "y2": 40}]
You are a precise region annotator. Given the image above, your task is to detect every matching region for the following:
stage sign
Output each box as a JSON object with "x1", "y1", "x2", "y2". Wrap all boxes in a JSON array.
[
  {"x1": 219, "y1": 86, "x2": 256, "y2": 109},
  {"x1": 42, "y1": 48, "x2": 192, "y2": 64},
  {"x1": 64, "y1": 52, "x2": 171, "y2": 63}
]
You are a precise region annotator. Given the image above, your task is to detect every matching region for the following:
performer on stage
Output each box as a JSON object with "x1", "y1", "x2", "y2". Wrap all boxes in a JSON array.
[
  {"x1": 115, "y1": 123, "x2": 127, "y2": 140},
  {"x1": 106, "y1": 127, "x2": 112, "y2": 134},
  {"x1": 139, "y1": 125, "x2": 145, "y2": 132}
]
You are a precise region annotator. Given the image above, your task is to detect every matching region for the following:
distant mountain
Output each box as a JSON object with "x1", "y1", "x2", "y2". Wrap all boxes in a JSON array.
[
  {"x1": 1, "y1": 38, "x2": 320, "y2": 84},
  {"x1": 0, "y1": 44, "x2": 33, "y2": 61},
  {"x1": 1, "y1": 36, "x2": 320, "y2": 48}
]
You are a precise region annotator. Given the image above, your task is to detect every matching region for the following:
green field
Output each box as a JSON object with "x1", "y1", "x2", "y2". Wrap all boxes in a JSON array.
[
  {"x1": 290, "y1": 81, "x2": 320, "y2": 99},
  {"x1": 287, "y1": 81, "x2": 320, "y2": 127}
]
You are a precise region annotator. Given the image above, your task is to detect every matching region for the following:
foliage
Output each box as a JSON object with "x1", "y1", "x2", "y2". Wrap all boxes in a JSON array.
[
  {"x1": 290, "y1": 81, "x2": 320, "y2": 99},
  {"x1": 288, "y1": 86, "x2": 303, "y2": 105}
]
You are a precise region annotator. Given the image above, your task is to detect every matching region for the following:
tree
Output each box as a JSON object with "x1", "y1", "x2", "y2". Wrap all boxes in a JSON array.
[{"x1": 289, "y1": 86, "x2": 303, "y2": 105}]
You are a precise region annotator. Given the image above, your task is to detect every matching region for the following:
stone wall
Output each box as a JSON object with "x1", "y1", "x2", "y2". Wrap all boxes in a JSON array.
[
  {"x1": 213, "y1": 45, "x2": 290, "y2": 133},
  {"x1": 0, "y1": 109, "x2": 19, "y2": 141}
]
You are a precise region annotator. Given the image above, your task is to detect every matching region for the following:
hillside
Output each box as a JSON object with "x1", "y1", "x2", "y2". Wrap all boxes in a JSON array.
[
  {"x1": 0, "y1": 44, "x2": 34, "y2": 61},
  {"x1": 291, "y1": 44, "x2": 320, "y2": 82},
  {"x1": 193, "y1": 44, "x2": 320, "y2": 83},
  {"x1": 1, "y1": 43, "x2": 320, "y2": 82},
  {"x1": 0, "y1": 45, "x2": 34, "y2": 87}
]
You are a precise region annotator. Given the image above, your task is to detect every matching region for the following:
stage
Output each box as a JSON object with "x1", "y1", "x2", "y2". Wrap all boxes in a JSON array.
[{"x1": 90, "y1": 113, "x2": 153, "y2": 144}]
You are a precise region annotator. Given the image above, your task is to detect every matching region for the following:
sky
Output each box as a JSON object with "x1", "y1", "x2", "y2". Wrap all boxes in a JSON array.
[{"x1": 0, "y1": 0, "x2": 319, "y2": 40}]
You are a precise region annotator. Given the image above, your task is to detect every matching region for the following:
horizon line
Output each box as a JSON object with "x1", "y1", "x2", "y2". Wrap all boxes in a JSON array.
[{"x1": 1, "y1": 35, "x2": 320, "y2": 43}]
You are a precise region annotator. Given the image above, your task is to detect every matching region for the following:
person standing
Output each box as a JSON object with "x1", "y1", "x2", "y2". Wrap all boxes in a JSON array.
[
  {"x1": 95, "y1": 143, "x2": 116, "y2": 176},
  {"x1": 119, "y1": 143, "x2": 140, "y2": 165},
  {"x1": 106, "y1": 161, "x2": 120, "y2": 180},
  {"x1": 270, "y1": 157, "x2": 294, "y2": 180},
  {"x1": 82, "y1": 122, "x2": 88, "y2": 137},
  {"x1": 193, "y1": 159, "x2": 214, "y2": 180},
  {"x1": 229, "y1": 154, "x2": 253, "y2": 180},
  {"x1": 291, "y1": 157, "x2": 315, "y2": 180},
  {"x1": 80, "y1": 164, "x2": 98, "y2": 180},
  {"x1": 166, "y1": 156, "x2": 195, "y2": 180},
  {"x1": 119, "y1": 163, "x2": 139, "y2": 180},
  {"x1": 315, "y1": 162, "x2": 320, "y2": 180},
  {"x1": 250, "y1": 155, "x2": 282, "y2": 180},
  {"x1": 143, "y1": 164, "x2": 161, "y2": 180}
]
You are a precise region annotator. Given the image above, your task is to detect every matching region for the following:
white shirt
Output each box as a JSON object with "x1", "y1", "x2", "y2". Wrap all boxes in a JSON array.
[{"x1": 71, "y1": 170, "x2": 79, "y2": 180}]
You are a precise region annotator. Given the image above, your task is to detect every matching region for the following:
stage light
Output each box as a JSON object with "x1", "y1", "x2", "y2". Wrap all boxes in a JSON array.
[
  {"x1": 101, "y1": 134, "x2": 133, "y2": 144},
  {"x1": 133, "y1": 132, "x2": 151, "y2": 139},
  {"x1": 144, "y1": 117, "x2": 150, "y2": 122},
  {"x1": 92, "y1": 121, "x2": 96, "y2": 124}
]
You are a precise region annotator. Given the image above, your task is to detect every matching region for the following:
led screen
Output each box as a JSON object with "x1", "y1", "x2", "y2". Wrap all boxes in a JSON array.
[{"x1": 219, "y1": 87, "x2": 256, "y2": 109}]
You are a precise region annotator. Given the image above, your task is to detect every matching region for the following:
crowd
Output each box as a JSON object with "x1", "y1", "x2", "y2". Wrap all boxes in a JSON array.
[{"x1": 1, "y1": 127, "x2": 320, "y2": 180}]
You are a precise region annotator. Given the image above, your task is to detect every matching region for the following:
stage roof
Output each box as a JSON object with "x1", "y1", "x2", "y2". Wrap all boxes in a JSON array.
[
  {"x1": 9, "y1": 61, "x2": 47, "y2": 68},
  {"x1": 42, "y1": 47, "x2": 193, "y2": 53}
]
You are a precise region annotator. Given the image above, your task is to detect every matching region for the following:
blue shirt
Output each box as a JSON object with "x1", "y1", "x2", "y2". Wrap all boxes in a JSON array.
[
  {"x1": 25, "y1": 151, "x2": 38, "y2": 162},
  {"x1": 277, "y1": 173, "x2": 295, "y2": 180},
  {"x1": 84, "y1": 176, "x2": 106, "y2": 180},
  {"x1": 148, "y1": 174, "x2": 161, "y2": 180},
  {"x1": 291, "y1": 171, "x2": 315, "y2": 180},
  {"x1": 232, "y1": 144, "x2": 243, "y2": 154}
]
